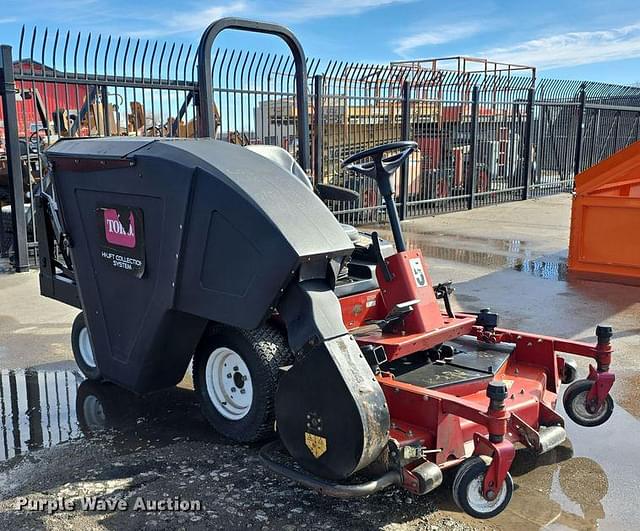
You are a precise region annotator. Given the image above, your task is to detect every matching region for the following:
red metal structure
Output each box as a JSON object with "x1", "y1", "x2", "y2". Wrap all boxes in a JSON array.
[
  {"x1": 0, "y1": 61, "x2": 89, "y2": 142},
  {"x1": 327, "y1": 141, "x2": 616, "y2": 518}
]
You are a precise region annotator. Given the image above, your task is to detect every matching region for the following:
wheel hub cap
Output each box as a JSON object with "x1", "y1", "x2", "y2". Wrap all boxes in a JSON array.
[
  {"x1": 467, "y1": 476, "x2": 508, "y2": 514},
  {"x1": 205, "y1": 347, "x2": 253, "y2": 420}
]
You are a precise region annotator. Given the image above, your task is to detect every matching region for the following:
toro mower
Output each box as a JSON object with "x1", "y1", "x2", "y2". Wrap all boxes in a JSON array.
[{"x1": 35, "y1": 18, "x2": 615, "y2": 520}]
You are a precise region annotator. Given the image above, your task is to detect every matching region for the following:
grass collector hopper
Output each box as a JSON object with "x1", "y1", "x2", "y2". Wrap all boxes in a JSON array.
[{"x1": 35, "y1": 18, "x2": 616, "y2": 520}]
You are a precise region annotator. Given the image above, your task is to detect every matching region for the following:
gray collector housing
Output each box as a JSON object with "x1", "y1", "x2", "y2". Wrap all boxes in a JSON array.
[{"x1": 46, "y1": 137, "x2": 354, "y2": 392}]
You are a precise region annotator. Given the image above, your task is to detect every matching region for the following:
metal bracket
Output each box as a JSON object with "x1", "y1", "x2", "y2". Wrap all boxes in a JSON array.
[
  {"x1": 472, "y1": 433, "x2": 515, "y2": 499},
  {"x1": 586, "y1": 364, "x2": 615, "y2": 410},
  {"x1": 510, "y1": 413, "x2": 566, "y2": 454},
  {"x1": 371, "y1": 231, "x2": 392, "y2": 281}
]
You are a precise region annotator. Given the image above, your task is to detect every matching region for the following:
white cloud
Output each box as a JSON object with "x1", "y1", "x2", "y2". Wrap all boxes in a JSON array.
[
  {"x1": 393, "y1": 23, "x2": 482, "y2": 56},
  {"x1": 128, "y1": 2, "x2": 249, "y2": 37},
  {"x1": 0, "y1": 18, "x2": 17, "y2": 24},
  {"x1": 480, "y1": 22, "x2": 640, "y2": 70},
  {"x1": 275, "y1": 0, "x2": 414, "y2": 23},
  {"x1": 128, "y1": 0, "x2": 412, "y2": 37}
]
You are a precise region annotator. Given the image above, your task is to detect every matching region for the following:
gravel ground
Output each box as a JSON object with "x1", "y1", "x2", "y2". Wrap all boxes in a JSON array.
[
  {"x1": 2, "y1": 195, "x2": 638, "y2": 530},
  {"x1": 0, "y1": 384, "x2": 480, "y2": 531}
]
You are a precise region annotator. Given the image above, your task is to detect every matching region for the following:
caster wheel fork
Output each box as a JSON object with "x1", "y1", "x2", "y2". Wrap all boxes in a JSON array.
[
  {"x1": 563, "y1": 375, "x2": 614, "y2": 427},
  {"x1": 452, "y1": 456, "x2": 514, "y2": 519}
]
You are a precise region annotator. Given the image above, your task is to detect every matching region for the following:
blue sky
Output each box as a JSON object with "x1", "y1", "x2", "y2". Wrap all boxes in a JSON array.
[{"x1": 1, "y1": 0, "x2": 639, "y2": 84}]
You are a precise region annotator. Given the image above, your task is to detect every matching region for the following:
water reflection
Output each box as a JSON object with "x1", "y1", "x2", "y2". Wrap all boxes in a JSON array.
[
  {"x1": 370, "y1": 226, "x2": 568, "y2": 281},
  {"x1": 507, "y1": 444, "x2": 609, "y2": 529},
  {"x1": 73, "y1": 379, "x2": 215, "y2": 448},
  {"x1": 434, "y1": 442, "x2": 611, "y2": 529},
  {"x1": 0, "y1": 369, "x2": 83, "y2": 461},
  {"x1": 0, "y1": 369, "x2": 219, "y2": 463}
]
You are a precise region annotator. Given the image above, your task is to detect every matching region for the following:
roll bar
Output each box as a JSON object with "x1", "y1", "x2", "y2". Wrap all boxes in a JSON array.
[{"x1": 197, "y1": 18, "x2": 311, "y2": 172}]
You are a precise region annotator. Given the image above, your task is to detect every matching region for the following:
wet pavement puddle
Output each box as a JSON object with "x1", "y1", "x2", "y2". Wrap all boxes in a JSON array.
[
  {"x1": 1, "y1": 367, "x2": 638, "y2": 529},
  {"x1": 0, "y1": 369, "x2": 83, "y2": 462},
  {"x1": 370, "y1": 227, "x2": 569, "y2": 281},
  {"x1": 0, "y1": 368, "x2": 216, "y2": 464}
]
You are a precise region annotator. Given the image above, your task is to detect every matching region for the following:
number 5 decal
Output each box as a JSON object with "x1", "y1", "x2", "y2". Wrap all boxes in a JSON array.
[{"x1": 409, "y1": 257, "x2": 427, "y2": 287}]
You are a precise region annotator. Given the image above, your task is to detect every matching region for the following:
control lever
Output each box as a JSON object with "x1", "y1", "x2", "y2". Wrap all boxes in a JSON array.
[
  {"x1": 433, "y1": 281, "x2": 455, "y2": 318},
  {"x1": 379, "y1": 300, "x2": 419, "y2": 332},
  {"x1": 366, "y1": 299, "x2": 420, "y2": 333},
  {"x1": 371, "y1": 231, "x2": 392, "y2": 282}
]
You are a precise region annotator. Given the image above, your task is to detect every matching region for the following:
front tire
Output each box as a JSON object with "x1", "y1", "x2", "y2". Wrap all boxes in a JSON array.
[
  {"x1": 71, "y1": 312, "x2": 102, "y2": 381},
  {"x1": 193, "y1": 324, "x2": 293, "y2": 443},
  {"x1": 452, "y1": 456, "x2": 513, "y2": 519},
  {"x1": 563, "y1": 379, "x2": 614, "y2": 427}
]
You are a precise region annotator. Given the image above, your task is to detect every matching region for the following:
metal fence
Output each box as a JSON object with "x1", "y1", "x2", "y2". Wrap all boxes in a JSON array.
[
  {"x1": 0, "y1": 27, "x2": 201, "y2": 268},
  {"x1": 530, "y1": 80, "x2": 640, "y2": 198},
  {"x1": 2, "y1": 22, "x2": 640, "y2": 270}
]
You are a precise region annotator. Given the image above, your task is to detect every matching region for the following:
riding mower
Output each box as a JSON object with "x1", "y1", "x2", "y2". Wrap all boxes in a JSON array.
[{"x1": 35, "y1": 19, "x2": 615, "y2": 521}]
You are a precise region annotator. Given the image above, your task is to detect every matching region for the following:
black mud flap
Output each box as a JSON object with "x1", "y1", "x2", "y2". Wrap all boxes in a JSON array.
[
  {"x1": 276, "y1": 334, "x2": 389, "y2": 480},
  {"x1": 276, "y1": 280, "x2": 390, "y2": 481}
]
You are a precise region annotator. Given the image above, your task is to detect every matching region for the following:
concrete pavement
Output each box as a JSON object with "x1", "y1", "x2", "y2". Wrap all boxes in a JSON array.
[{"x1": 1, "y1": 193, "x2": 639, "y2": 530}]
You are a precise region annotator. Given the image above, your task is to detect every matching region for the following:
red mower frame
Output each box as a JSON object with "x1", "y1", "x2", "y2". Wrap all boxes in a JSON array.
[
  {"x1": 331, "y1": 140, "x2": 616, "y2": 518},
  {"x1": 339, "y1": 247, "x2": 615, "y2": 513}
]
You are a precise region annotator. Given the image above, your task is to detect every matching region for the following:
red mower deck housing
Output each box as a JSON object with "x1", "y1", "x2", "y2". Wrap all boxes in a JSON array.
[{"x1": 339, "y1": 245, "x2": 615, "y2": 513}]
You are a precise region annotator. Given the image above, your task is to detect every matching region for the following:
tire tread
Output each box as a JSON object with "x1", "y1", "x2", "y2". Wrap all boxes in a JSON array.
[{"x1": 193, "y1": 323, "x2": 293, "y2": 442}]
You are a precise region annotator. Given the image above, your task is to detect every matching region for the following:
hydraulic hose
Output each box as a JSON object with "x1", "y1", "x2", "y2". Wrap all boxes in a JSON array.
[{"x1": 258, "y1": 440, "x2": 402, "y2": 498}]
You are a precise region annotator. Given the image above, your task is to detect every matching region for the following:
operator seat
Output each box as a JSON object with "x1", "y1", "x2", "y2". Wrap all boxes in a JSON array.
[{"x1": 246, "y1": 144, "x2": 312, "y2": 190}]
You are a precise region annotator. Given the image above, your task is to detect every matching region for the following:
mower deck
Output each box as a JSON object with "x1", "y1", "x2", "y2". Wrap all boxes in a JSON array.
[{"x1": 385, "y1": 338, "x2": 512, "y2": 389}]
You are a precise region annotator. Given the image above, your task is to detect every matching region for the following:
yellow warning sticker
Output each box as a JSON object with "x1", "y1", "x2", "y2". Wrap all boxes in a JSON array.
[
  {"x1": 502, "y1": 379, "x2": 514, "y2": 389},
  {"x1": 305, "y1": 432, "x2": 327, "y2": 458}
]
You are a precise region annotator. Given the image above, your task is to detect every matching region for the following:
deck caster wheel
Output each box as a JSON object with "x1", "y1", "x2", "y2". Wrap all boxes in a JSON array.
[
  {"x1": 71, "y1": 312, "x2": 102, "y2": 381},
  {"x1": 193, "y1": 323, "x2": 293, "y2": 443},
  {"x1": 561, "y1": 359, "x2": 578, "y2": 384},
  {"x1": 452, "y1": 457, "x2": 513, "y2": 519},
  {"x1": 563, "y1": 379, "x2": 614, "y2": 427}
]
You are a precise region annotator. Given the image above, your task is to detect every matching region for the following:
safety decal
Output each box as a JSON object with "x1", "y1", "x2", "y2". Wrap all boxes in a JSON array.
[
  {"x1": 304, "y1": 432, "x2": 327, "y2": 459},
  {"x1": 96, "y1": 204, "x2": 146, "y2": 278},
  {"x1": 409, "y1": 257, "x2": 427, "y2": 288}
]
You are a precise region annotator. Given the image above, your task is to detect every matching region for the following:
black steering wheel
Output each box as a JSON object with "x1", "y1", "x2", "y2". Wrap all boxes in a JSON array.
[{"x1": 341, "y1": 141, "x2": 417, "y2": 196}]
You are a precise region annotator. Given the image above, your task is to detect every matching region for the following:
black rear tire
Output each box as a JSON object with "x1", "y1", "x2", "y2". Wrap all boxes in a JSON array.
[
  {"x1": 71, "y1": 312, "x2": 102, "y2": 381},
  {"x1": 193, "y1": 323, "x2": 293, "y2": 443}
]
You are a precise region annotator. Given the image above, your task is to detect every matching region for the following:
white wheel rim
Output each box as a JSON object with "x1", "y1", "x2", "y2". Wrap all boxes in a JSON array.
[
  {"x1": 78, "y1": 327, "x2": 97, "y2": 368},
  {"x1": 82, "y1": 395, "x2": 106, "y2": 430},
  {"x1": 572, "y1": 389, "x2": 608, "y2": 422},
  {"x1": 205, "y1": 347, "x2": 253, "y2": 420},
  {"x1": 466, "y1": 474, "x2": 509, "y2": 514}
]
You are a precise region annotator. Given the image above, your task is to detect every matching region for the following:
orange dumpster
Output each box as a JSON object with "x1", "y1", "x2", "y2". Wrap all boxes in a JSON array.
[{"x1": 568, "y1": 141, "x2": 640, "y2": 285}]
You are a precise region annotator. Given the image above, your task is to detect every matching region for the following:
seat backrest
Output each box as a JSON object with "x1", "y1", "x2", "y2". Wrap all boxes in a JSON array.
[{"x1": 246, "y1": 145, "x2": 312, "y2": 190}]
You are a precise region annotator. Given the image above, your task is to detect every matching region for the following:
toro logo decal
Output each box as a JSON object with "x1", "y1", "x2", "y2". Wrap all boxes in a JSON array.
[
  {"x1": 96, "y1": 204, "x2": 145, "y2": 278},
  {"x1": 103, "y1": 209, "x2": 136, "y2": 248}
]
